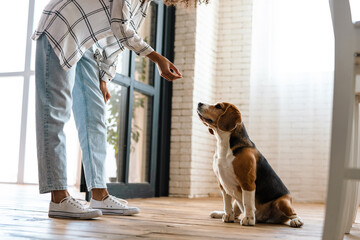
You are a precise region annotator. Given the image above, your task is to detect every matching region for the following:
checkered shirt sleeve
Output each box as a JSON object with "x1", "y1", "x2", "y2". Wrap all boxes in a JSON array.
[{"x1": 110, "y1": 0, "x2": 154, "y2": 57}]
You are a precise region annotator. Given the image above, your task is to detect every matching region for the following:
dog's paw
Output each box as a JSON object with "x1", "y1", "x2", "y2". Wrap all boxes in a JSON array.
[
  {"x1": 241, "y1": 215, "x2": 255, "y2": 226},
  {"x1": 290, "y1": 216, "x2": 304, "y2": 228},
  {"x1": 222, "y1": 213, "x2": 235, "y2": 223},
  {"x1": 210, "y1": 211, "x2": 224, "y2": 219}
]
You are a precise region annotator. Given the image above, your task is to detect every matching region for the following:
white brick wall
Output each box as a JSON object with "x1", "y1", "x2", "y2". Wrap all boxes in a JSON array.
[
  {"x1": 216, "y1": 0, "x2": 253, "y2": 123},
  {"x1": 170, "y1": 0, "x2": 220, "y2": 197},
  {"x1": 169, "y1": 7, "x2": 196, "y2": 197},
  {"x1": 170, "y1": 0, "x2": 254, "y2": 198},
  {"x1": 190, "y1": 0, "x2": 220, "y2": 197},
  {"x1": 169, "y1": 0, "x2": 331, "y2": 203}
]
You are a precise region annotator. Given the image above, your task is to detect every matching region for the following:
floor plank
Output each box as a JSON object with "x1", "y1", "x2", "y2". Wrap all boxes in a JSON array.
[{"x1": 1, "y1": 184, "x2": 360, "y2": 239}]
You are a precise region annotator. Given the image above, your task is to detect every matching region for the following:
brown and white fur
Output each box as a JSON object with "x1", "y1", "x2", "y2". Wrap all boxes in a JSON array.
[{"x1": 197, "y1": 102, "x2": 303, "y2": 227}]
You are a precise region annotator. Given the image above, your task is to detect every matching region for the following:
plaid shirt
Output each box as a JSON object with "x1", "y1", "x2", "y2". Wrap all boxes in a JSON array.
[{"x1": 32, "y1": 0, "x2": 154, "y2": 82}]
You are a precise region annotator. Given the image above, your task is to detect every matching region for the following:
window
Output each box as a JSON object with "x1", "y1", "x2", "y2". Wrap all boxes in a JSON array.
[
  {"x1": 350, "y1": 0, "x2": 360, "y2": 24},
  {"x1": 0, "y1": 0, "x2": 79, "y2": 185}
]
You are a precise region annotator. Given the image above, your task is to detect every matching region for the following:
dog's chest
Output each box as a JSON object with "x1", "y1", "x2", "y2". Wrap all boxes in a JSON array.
[{"x1": 213, "y1": 133, "x2": 239, "y2": 196}]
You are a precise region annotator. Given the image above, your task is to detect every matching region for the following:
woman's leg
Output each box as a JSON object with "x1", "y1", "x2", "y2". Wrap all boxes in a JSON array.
[
  {"x1": 35, "y1": 36, "x2": 102, "y2": 219},
  {"x1": 35, "y1": 35, "x2": 76, "y2": 194},
  {"x1": 72, "y1": 54, "x2": 141, "y2": 214},
  {"x1": 72, "y1": 47, "x2": 108, "y2": 195}
]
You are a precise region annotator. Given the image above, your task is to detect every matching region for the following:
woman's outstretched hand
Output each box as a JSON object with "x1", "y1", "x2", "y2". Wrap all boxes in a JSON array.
[
  {"x1": 147, "y1": 51, "x2": 182, "y2": 81},
  {"x1": 100, "y1": 80, "x2": 111, "y2": 103}
]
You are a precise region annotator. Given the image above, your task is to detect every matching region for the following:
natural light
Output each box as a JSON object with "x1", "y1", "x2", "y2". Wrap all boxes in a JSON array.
[
  {"x1": 0, "y1": 0, "x2": 79, "y2": 185},
  {"x1": 350, "y1": 0, "x2": 360, "y2": 23}
]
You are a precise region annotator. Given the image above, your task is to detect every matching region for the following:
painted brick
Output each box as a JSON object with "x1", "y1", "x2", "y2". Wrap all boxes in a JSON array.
[{"x1": 169, "y1": 0, "x2": 330, "y2": 203}]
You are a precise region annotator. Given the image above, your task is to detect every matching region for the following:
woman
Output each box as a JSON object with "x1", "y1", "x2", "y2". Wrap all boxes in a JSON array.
[{"x1": 33, "y1": 0, "x2": 206, "y2": 219}]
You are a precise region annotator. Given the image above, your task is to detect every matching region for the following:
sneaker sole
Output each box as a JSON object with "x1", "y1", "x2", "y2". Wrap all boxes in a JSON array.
[
  {"x1": 95, "y1": 208, "x2": 139, "y2": 216},
  {"x1": 48, "y1": 210, "x2": 102, "y2": 219}
]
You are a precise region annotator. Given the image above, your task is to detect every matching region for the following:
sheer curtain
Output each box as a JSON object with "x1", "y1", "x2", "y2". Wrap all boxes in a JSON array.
[{"x1": 249, "y1": 0, "x2": 334, "y2": 202}]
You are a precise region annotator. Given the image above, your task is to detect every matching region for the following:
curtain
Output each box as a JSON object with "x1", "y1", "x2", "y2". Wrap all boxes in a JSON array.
[{"x1": 249, "y1": 0, "x2": 334, "y2": 202}]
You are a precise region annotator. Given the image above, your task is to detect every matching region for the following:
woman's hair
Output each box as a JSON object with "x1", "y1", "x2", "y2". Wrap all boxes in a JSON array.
[{"x1": 163, "y1": 0, "x2": 209, "y2": 7}]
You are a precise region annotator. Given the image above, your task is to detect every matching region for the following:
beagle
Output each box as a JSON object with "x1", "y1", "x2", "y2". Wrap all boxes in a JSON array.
[{"x1": 197, "y1": 102, "x2": 303, "y2": 227}]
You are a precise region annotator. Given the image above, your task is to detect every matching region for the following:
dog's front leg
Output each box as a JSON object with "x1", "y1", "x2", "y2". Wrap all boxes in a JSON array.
[
  {"x1": 221, "y1": 189, "x2": 234, "y2": 223},
  {"x1": 232, "y1": 191, "x2": 244, "y2": 220},
  {"x1": 241, "y1": 190, "x2": 256, "y2": 226}
]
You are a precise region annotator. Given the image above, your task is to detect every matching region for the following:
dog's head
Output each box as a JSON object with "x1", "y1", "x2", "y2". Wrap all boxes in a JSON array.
[{"x1": 197, "y1": 102, "x2": 242, "y2": 135}]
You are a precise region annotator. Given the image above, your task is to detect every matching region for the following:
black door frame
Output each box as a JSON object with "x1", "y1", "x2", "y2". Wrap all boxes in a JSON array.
[{"x1": 81, "y1": 2, "x2": 175, "y2": 200}]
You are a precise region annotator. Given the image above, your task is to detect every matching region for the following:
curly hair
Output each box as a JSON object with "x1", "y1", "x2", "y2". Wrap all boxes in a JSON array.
[{"x1": 163, "y1": 0, "x2": 209, "y2": 7}]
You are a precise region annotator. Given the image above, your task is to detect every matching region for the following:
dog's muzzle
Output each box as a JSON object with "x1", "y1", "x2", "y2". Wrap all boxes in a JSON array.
[{"x1": 197, "y1": 102, "x2": 204, "y2": 117}]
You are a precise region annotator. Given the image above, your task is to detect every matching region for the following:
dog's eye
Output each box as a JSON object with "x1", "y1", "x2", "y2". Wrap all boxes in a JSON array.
[
  {"x1": 215, "y1": 104, "x2": 221, "y2": 109},
  {"x1": 206, "y1": 119, "x2": 213, "y2": 124}
]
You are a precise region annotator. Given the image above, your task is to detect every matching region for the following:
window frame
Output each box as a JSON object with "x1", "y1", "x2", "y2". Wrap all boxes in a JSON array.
[{"x1": 0, "y1": 0, "x2": 36, "y2": 183}]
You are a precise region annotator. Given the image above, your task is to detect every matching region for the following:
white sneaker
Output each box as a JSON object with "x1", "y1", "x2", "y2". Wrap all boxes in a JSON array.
[
  {"x1": 49, "y1": 196, "x2": 102, "y2": 219},
  {"x1": 89, "y1": 195, "x2": 140, "y2": 215}
]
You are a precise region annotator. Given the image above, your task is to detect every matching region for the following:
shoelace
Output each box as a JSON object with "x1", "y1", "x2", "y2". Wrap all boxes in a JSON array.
[
  {"x1": 60, "y1": 196, "x2": 87, "y2": 210},
  {"x1": 106, "y1": 195, "x2": 129, "y2": 207}
]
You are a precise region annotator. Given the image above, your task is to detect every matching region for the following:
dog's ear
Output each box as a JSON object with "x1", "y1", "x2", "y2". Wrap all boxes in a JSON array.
[
  {"x1": 208, "y1": 128, "x2": 214, "y2": 135},
  {"x1": 218, "y1": 105, "x2": 242, "y2": 132}
]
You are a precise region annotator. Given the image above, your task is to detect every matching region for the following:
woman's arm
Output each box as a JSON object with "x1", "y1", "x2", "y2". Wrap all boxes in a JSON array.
[
  {"x1": 94, "y1": 48, "x2": 118, "y2": 83},
  {"x1": 100, "y1": 80, "x2": 111, "y2": 103},
  {"x1": 146, "y1": 51, "x2": 182, "y2": 81},
  {"x1": 110, "y1": 0, "x2": 182, "y2": 82},
  {"x1": 110, "y1": 0, "x2": 154, "y2": 57}
]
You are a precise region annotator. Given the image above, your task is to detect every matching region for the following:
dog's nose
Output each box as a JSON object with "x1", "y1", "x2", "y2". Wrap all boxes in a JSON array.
[{"x1": 198, "y1": 102, "x2": 203, "y2": 108}]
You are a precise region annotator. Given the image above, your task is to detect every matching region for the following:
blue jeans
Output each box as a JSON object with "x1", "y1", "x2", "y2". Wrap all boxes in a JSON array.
[{"x1": 35, "y1": 35, "x2": 107, "y2": 193}]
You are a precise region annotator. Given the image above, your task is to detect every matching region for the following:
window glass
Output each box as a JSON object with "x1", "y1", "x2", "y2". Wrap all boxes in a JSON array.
[
  {"x1": 106, "y1": 83, "x2": 128, "y2": 183},
  {"x1": 116, "y1": 49, "x2": 130, "y2": 77},
  {"x1": 0, "y1": 77, "x2": 24, "y2": 182},
  {"x1": 24, "y1": 76, "x2": 81, "y2": 185},
  {"x1": 134, "y1": 2, "x2": 157, "y2": 85},
  {"x1": 24, "y1": 77, "x2": 37, "y2": 183},
  {"x1": 0, "y1": 2, "x2": 29, "y2": 72},
  {"x1": 128, "y1": 91, "x2": 152, "y2": 183},
  {"x1": 31, "y1": 0, "x2": 53, "y2": 71}
]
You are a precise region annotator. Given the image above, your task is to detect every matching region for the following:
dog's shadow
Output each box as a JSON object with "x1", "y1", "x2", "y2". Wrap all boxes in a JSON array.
[{"x1": 209, "y1": 212, "x2": 294, "y2": 228}]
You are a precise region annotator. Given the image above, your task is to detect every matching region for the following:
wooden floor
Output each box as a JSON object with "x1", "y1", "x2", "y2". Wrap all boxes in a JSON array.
[{"x1": 1, "y1": 184, "x2": 360, "y2": 240}]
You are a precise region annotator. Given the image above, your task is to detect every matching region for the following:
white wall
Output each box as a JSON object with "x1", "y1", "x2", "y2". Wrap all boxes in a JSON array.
[
  {"x1": 169, "y1": 0, "x2": 332, "y2": 203},
  {"x1": 190, "y1": 0, "x2": 220, "y2": 197},
  {"x1": 170, "y1": 0, "x2": 254, "y2": 198},
  {"x1": 169, "y1": 7, "x2": 197, "y2": 196},
  {"x1": 169, "y1": 1, "x2": 220, "y2": 197},
  {"x1": 215, "y1": 0, "x2": 253, "y2": 122}
]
